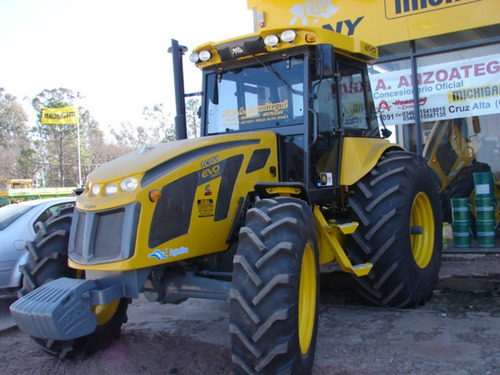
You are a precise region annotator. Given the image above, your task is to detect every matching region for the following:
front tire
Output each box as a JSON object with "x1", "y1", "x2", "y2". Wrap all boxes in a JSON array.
[
  {"x1": 19, "y1": 209, "x2": 130, "y2": 358},
  {"x1": 347, "y1": 151, "x2": 442, "y2": 307},
  {"x1": 230, "y1": 197, "x2": 319, "y2": 375}
]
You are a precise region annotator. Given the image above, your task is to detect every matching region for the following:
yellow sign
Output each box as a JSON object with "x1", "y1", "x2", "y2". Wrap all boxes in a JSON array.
[
  {"x1": 41, "y1": 106, "x2": 79, "y2": 125},
  {"x1": 248, "y1": 0, "x2": 498, "y2": 46}
]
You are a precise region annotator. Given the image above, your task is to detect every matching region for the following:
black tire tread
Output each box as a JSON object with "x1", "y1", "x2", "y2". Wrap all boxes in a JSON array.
[
  {"x1": 347, "y1": 150, "x2": 442, "y2": 308},
  {"x1": 230, "y1": 197, "x2": 318, "y2": 375}
]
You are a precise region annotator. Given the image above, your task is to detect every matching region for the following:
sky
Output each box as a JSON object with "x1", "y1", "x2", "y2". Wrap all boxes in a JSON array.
[{"x1": 0, "y1": 0, "x2": 253, "y2": 131}]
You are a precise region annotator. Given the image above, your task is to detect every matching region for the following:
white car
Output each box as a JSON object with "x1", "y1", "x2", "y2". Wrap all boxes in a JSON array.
[{"x1": 0, "y1": 197, "x2": 75, "y2": 293}]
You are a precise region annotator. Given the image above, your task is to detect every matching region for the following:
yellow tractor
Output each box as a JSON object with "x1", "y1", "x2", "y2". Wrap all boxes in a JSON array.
[{"x1": 11, "y1": 26, "x2": 442, "y2": 374}]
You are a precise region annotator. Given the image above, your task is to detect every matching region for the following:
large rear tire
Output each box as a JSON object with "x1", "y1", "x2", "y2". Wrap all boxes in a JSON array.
[
  {"x1": 230, "y1": 197, "x2": 319, "y2": 375},
  {"x1": 347, "y1": 151, "x2": 442, "y2": 307},
  {"x1": 19, "y1": 209, "x2": 130, "y2": 358}
]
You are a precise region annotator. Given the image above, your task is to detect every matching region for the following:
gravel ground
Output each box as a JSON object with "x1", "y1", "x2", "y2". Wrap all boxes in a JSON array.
[{"x1": 0, "y1": 254, "x2": 498, "y2": 375}]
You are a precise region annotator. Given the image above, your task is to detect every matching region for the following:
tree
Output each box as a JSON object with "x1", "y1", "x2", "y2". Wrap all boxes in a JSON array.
[
  {"x1": 32, "y1": 88, "x2": 81, "y2": 187},
  {"x1": 186, "y1": 97, "x2": 201, "y2": 138},
  {"x1": 0, "y1": 88, "x2": 32, "y2": 186},
  {"x1": 110, "y1": 104, "x2": 175, "y2": 149},
  {"x1": 0, "y1": 88, "x2": 28, "y2": 147},
  {"x1": 77, "y1": 108, "x2": 127, "y2": 180},
  {"x1": 142, "y1": 103, "x2": 176, "y2": 142}
]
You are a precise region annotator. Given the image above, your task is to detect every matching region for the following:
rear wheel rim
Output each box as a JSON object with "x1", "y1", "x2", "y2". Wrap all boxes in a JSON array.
[
  {"x1": 410, "y1": 192, "x2": 435, "y2": 269},
  {"x1": 298, "y1": 243, "x2": 316, "y2": 355}
]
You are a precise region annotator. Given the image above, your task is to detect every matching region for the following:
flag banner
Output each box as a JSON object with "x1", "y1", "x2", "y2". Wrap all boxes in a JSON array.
[{"x1": 41, "y1": 106, "x2": 79, "y2": 125}]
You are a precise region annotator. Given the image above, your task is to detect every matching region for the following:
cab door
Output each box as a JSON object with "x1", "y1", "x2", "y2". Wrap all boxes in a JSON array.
[{"x1": 309, "y1": 53, "x2": 379, "y2": 202}]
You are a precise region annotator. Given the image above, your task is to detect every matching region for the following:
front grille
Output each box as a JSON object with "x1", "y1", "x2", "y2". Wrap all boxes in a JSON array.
[
  {"x1": 94, "y1": 208, "x2": 125, "y2": 259},
  {"x1": 69, "y1": 203, "x2": 140, "y2": 264}
]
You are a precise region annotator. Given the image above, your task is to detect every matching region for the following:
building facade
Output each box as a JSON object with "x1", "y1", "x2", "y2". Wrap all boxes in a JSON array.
[{"x1": 249, "y1": 0, "x2": 500, "y2": 179}]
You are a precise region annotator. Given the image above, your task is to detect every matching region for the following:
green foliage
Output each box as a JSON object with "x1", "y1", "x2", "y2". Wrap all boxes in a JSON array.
[{"x1": 31, "y1": 88, "x2": 79, "y2": 187}]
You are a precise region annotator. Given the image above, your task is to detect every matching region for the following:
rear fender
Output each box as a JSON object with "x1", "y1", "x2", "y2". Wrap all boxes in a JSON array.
[{"x1": 340, "y1": 137, "x2": 403, "y2": 186}]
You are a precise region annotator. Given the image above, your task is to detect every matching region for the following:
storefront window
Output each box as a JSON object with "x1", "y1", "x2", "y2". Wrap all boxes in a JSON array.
[
  {"x1": 417, "y1": 45, "x2": 500, "y2": 179},
  {"x1": 369, "y1": 40, "x2": 500, "y2": 249},
  {"x1": 378, "y1": 41, "x2": 411, "y2": 58},
  {"x1": 368, "y1": 43, "x2": 500, "y2": 179},
  {"x1": 415, "y1": 25, "x2": 500, "y2": 51},
  {"x1": 368, "y1": 59, "x2": 412, "y2": 149}
]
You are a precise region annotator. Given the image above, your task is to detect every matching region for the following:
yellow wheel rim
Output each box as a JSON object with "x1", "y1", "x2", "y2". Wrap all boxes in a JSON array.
[
  {"x1": 92, "y1": 300, "x2": 120, "y2": 326},
  {"x1": 298, "y1": 243, "x2": 316, "y2": 355},
  {"x1": 75, "y1": 269, "x2": 120, "y2": 326},
  {"x1": 410, "y1": 192, "x2": 435, "y2": 269}
]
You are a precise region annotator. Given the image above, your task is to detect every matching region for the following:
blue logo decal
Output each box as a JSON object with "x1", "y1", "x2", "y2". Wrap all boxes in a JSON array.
[{"x1": 148, "y1": 249, "x2": 168, "y2": 261}]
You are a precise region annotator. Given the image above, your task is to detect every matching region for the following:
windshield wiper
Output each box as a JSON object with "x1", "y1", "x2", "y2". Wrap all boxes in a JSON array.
[{"x1": 252, "y1": 56, "x2": 299, "y2": 95}]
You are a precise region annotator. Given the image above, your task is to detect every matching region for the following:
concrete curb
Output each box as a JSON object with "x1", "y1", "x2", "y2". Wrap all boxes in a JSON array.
[{"x1": 437, "y1": 253, "x2": 500, "y2": 293}]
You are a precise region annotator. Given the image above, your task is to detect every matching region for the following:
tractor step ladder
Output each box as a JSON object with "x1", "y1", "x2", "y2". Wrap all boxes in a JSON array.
[{"x1": 313, "y1": 206, "x2": 373, "y2": 277}]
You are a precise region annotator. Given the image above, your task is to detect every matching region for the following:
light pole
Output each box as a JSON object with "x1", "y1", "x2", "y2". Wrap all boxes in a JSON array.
[{"x1": 71, "y1": 92, "x2": 83, "y2": 187}]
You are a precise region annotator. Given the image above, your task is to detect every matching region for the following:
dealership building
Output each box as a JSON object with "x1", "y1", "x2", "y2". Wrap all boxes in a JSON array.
[{"x1": 250, "y1": 0, "x2": 500, "y2": 247}]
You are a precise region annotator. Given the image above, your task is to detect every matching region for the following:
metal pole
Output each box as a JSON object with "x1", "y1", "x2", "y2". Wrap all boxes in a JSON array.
[
  {"x1": 77, "y1": 120, "x2": 82, "y2": 187},
  {"x1": 168, "y1": 39, "x2": 188, "y2": 140},
  {"x1": 410, "y1": 41, "x2": 423, "y2": 155}
]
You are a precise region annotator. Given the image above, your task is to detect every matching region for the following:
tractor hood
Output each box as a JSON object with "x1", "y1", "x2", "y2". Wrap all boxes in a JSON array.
[
  {"x1": 89, "y1": 135, "x2": 236, "y2": 183},
  {"x1": 88, "y1": 132, "x2": 273, "y2": 185},
  {"x1": 78, "y1": 131, "x2": 277, "y2": 211}
]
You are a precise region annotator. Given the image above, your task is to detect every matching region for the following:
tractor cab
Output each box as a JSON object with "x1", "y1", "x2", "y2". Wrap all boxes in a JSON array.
[{"x1": 189, "y1": 27, "x2": 381, "y2": 203}]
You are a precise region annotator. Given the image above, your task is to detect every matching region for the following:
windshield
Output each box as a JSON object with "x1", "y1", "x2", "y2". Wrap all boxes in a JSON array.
[
  {"x1": 0, "y1": 204, "x2": 35, "y2": 230},
  {"x1": 205, "y1": 56, "x2": 305, "y2": 135}
]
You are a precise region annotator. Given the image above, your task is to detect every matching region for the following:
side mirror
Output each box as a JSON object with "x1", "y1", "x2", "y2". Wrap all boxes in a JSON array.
[
  {"x1": 377, "y1": 108, "x2": 392, "y2": 139},
  {"x1": 381, "y1": 128, "x2": 392, "y2": 138},
  {"x1": 316, "y1": 45, "x2": 335, "y2": 77}
]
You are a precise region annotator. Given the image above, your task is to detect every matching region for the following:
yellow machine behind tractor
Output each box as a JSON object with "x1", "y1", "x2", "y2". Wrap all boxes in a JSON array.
[
  {"x1": 0, "y1": 179, "x2": 76, "y2": 206},
  {"x1": 424, "y1": 117, "x2": 499, "y2": 224},
  {"x1": 11, "y1": 24, "x2": 442, "y2": 375}
]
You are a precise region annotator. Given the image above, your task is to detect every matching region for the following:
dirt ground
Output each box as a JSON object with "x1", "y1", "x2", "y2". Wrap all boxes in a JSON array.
[{"x1": 0, "y1": 255, "x2": 499, "y2": 375}]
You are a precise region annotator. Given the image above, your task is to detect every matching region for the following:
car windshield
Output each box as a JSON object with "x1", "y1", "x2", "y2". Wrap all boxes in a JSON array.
[
  {"x1": 205, "y1": 56, "x2": 305, "y2": 135},
  {"x1": 0, "y1": 204, "x2": 36, "y2": 231}
]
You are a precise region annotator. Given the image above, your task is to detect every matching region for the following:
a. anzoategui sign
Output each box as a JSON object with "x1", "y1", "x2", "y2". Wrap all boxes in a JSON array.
[{"x1": 369, "y1": 53, "x2": 500, "y2": 125}]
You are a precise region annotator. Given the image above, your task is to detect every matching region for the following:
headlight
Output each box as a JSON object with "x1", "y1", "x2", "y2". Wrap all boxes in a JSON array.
[
  {"x1": 190, "y1": 50, "x2": 211, "y2": 63},
  {"x1": 120, "y1": 177, "x2": 138, "y2": 192},
  {"x1": 199, "y1": 50, "x2": 212, "y2": 62},
  {"x1": 264, "y1": 34, "x2": 279, "y2": 47},
  {"x1": 281, "y1": 30, "x2": 297, "y2": 43},
  {"x1": 91, "y1": 183, "x2": 101, "y2": 196},
  {"x1": 105, "y1": 183, "x2": 118, "y2": 196},
  {"x1": 189, "y1": 52, "x2": 199, "y2": 63}
]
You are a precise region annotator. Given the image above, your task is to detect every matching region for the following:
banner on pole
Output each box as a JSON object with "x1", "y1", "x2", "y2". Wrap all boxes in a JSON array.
[{"x1": 41, "y1": 106, "x2": 79, "y2": 125}]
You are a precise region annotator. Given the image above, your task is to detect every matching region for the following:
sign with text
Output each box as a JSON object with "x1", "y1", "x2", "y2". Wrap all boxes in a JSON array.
[
  {"x1": 248, "y1": 0, "x2": 498, "y2": 47},
  {"x1": 369, "y1": 53, "x2": 500, "y2": 125},
  {"x1": 41, "y1": 106, "x2": 79, "y2": 125}
]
